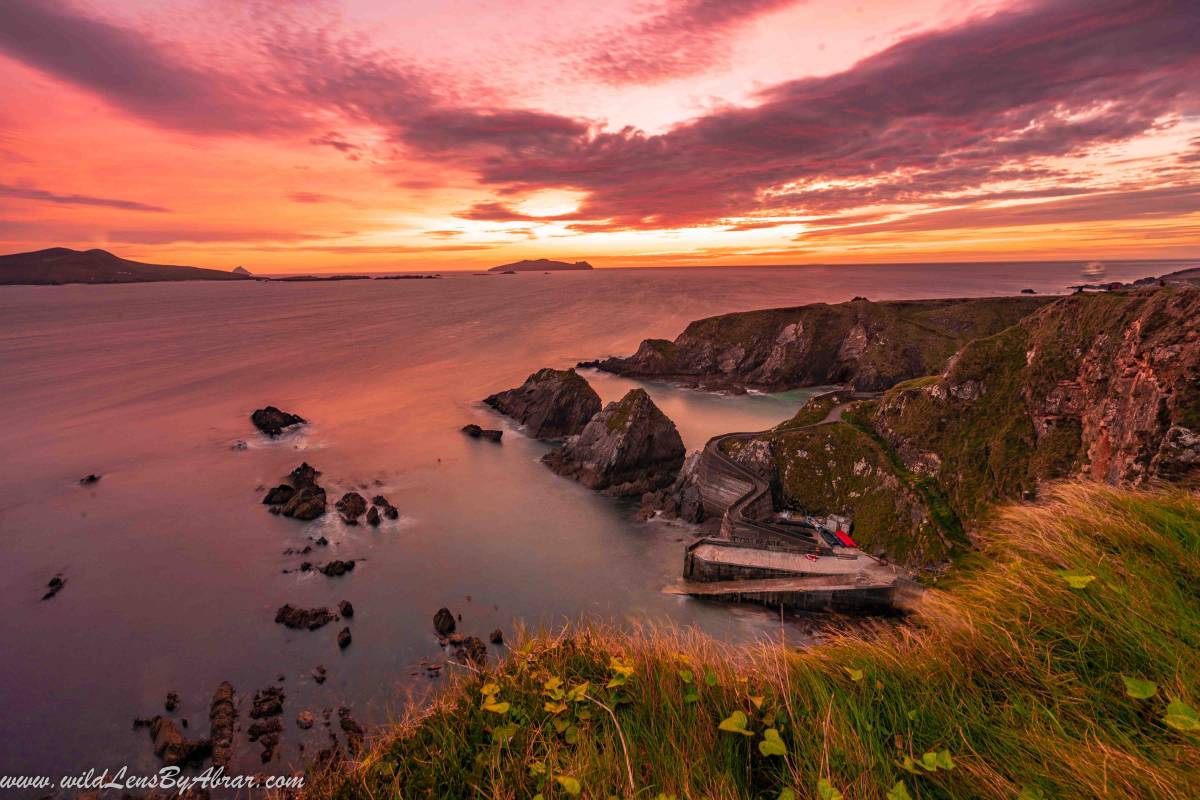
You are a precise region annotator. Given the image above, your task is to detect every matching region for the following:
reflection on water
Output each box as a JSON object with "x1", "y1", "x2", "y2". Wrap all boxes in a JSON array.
[{"x1": 0, "y1": 261, "x2": 1178, "y2": 776}]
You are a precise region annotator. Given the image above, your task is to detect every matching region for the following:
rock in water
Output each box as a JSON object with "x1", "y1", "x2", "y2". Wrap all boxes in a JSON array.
[
  {"x1": 383, "y1": 504, "x2": 399, "y2": 519},
  {"x1": 281, "y1": 486, "x2": 326, "y2": 520},
  {"x1": 262, "y1": 484, "x2": 295, "y2": 505},
  {"x1": 251, "y1": 406, "x2": 306, "y2": 437},
  {"x1": 209, "y1": 682, "x2": 237, "y2": 768},
  {"x1": 433, "y1": 607, "x2": 456, "y2": 636},
  {"x1": 461, "y1": 424, "x2": 503, "y2": 441},
  {"x1": 296, "y1": 710, "x2": 315, "y2": 729},
  {"x1": 459, "y1": 636, "x2": 487, "y2": 666},
  {"x1": 337, "y1": 627, "x2": 352, "y2": 649},
  {"x1": 338, "y1": 600, "x2": 354, "y2": 618},
  {"x1": 275, "y1": 604, "x2": 336, "y2": 630},
  {"x1": 366, "y1": 506, "x2": 380, "y2": 527},
  {"x1": 489, "y1": 628, "x2": 504, "y2": 645},
  {"x1": 484, "y1": 368, "x2": 601, "y2": 440},
  {"x1": 542, "y1": 388, "x2": 685, "y2": 496},
  {"x1": 336, "y1": 492, "x2": 367, "y2": 521},
  {"x1": 289, "y1": 462, "x2": 320, "y2": 488},
  {"x1": 147, "y1": 716, "x2": 211, "y2": 766}
]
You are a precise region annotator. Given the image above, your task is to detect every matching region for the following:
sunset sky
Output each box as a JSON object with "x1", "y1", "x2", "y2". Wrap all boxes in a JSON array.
[{"x1": 1, "y1": 0, "x2": 1197, "y2": 272}]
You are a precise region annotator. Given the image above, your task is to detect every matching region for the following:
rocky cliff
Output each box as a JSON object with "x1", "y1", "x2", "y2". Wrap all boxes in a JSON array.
[
  {"x1": 543, "y1": 388, "x2": 685, "y2": 496},
  {"x1": 484, "y1": 368, "x2": 602, "y2": 440},
  {"x1": 721, "y1": 287, "x2": 1199, "y2": 569},
  {"x1": 589, "y1": 296, "x2": 1052, "y2": 392}
]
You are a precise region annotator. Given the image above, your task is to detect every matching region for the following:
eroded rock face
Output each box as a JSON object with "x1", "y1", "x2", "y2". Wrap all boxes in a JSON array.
[
  {"x1": 543, "y1": 388, "x2": 685, "y2": 496},
  {"x1": 484, "y1": 368, "x2": 601, "y2": 440},
  {"x1": 870, "y1": 287, "x2": 1200, "y2": 517},
  {"x1": 251, "y1": 406, "x2": 305, "y2": 437},
  {"x1": 433, "y1": 607, "x2": 456, "y2": 637},
  {"x1": 336, "y1": 492, "x2": 367, "y2": 522},
  {"x1": 640, "y1": 451, "x2": 705, "y2": 523},
  {"x1": 591, "y1": 296, "x2": 1052, "y2": 392}
]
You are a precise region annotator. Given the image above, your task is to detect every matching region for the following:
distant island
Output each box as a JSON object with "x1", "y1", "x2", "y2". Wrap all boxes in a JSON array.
[
  {"x1": 0, "y1": 248, "x2": 251, "y2": 285},
  {"x1": 487, "y1": 258, "x2": 593, "y2": 272}
]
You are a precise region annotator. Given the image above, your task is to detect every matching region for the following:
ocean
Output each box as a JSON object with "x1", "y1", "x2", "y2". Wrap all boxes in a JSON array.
[{"x1": 0, "y1": 260, "x2": 1186, "y2": 778}]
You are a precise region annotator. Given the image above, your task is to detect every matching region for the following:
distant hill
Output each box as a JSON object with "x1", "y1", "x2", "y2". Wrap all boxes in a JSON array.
[
  {"x1": 232, "y1": 266, "x2": 253, "y2": 276},
  {"x1": 487, "y1": 258, "x2": 593, "y2": 272},
  {"x1": 0, "y1": 248, "x2": 252, "y2": 285}
]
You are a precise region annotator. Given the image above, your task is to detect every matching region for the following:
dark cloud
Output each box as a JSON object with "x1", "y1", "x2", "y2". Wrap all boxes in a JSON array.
[
  {"x1": 466, "y1": 0, "x2": 1200, "y2": 229},
  {"x1": 0, "y1": 183, "x2": 169, "y2": 212},
  {"x1": 579, "y1": 0, "x2": 801, "y2": 84}
]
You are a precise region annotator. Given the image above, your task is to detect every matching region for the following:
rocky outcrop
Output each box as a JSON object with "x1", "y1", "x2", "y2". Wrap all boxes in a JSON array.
[
  {"x1": 251, "y1": 406, "x2": 305, "y2": 437},
  {"x1": 543, "y1": 388, "x2": 685, "y2": 496},
  {"x1": 141, "y1": 717, "x2": 211, "y2": 767},
  {"x1": 266, "y1": 462, "x2": 327, "y2": 521},
  {"x1": 870, "y1": 287, "x2": 1200, "y2": 516},
  {"x1": 336, "y1": 492, "x2": 367, "y2": 523},
  {"x1": 208, "y1": 682, "x2": 237, "y2": 768},
  {"x1": 589, "y1": 296, "x2": 1052, "y2": 392},
  {"x1": 639, "y1": 451, "x2": 705, "y2": 523},
  {"x1": 462, "y1": 424, "x2": 503, "y2": 441},
  {"x1": 484, "y1": 368, "x2": 601, "y2": 440},
  {"x1": 275, "y1": 605, "x2": 336, "y2": 630},
  {"x1": 433, "y1": 607, "x2": 456, "y2": 637},
  {"x1": 248, "y1": 687, "x2": 285, "y2": 763}
]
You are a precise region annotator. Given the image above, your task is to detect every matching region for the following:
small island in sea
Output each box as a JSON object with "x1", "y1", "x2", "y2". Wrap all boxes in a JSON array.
[
  {"x1": 487, "y1": 258, "x2": 594, "y2": 272},
  {"x1": 0, "y1": 247, "x2": 251, "y2": 285}
]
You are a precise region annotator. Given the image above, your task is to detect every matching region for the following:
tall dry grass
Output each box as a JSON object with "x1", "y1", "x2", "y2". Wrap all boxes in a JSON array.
[{"x1": 308, "y1": 483, "x2": 1200, "y2": 799}]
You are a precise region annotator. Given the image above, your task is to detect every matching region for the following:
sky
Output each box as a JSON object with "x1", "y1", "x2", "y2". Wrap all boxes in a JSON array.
[{"x1": 0, "y1": 0, "x2": 1197, "y2": 273}]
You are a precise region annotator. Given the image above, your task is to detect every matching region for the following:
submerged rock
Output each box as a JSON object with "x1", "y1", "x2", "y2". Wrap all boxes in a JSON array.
[
  {"x1": 251, "y1": 406, "x2": 305, "y2": 437},
  {"x1": 433, "y1": 607, "x2": 456, "y2": 637},
  {"x1": 79, "y1": 473, "x2": 101, "y2": 485},
  {"x1": 542, "y1": 388, "x2": 685, "y2": 496},
  {"x1": 275, "y1": 604, "x2": 336, "y2": 630},
  {"x1": 319, "y1": 559, "x2": 356, "y2": 577},
  {"x1": 461, "y1": 424, "x2": 503, "y2": 441},
  {"x1": 484, "y1": 367, "x2": 601, "y2": 440},
  {"x1": 42, "y1": 574, "x2": 66, "y2": 601},
  {"x1": 164, "y1": 692, "x2": 180, "y2": 712},
  {"x1": 312, "y1": 665, "x2": 327, "y2": 685},
  {"x1": 147, "y1": 716, "x2": 211, "y2": 767},
  {"x1": 208, "y1": 682, "x2": 236, "y2": 768}
]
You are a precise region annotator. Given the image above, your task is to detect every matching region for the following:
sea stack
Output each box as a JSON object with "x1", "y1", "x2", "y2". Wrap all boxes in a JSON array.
[
  {"x1": 542, "y1": 388, "x2": 685, "y2": 495},
  {"x1": 484, "y1": 368, "x2": 602, "y2": 440}
]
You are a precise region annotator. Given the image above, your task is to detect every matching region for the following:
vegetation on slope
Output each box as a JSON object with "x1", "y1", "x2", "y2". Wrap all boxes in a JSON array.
[{"x1": 309, "y1": 483, "x2": 1200, "y2": 800}]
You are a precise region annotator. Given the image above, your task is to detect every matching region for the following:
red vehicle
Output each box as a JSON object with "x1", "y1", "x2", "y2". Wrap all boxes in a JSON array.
[{"x1": 834, "y1": 530, "x2": 858, "y2": 548}]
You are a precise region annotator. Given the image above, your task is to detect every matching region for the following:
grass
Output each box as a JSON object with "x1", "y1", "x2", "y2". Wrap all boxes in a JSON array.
[{"x1": 308, "y1": 482, "x2": 1200, "y2": 800}]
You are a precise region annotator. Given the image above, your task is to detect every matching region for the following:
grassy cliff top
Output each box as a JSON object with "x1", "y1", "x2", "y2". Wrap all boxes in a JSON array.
[{"x1": 308, "y1": 482, "x2": 1200, "y2": 800}]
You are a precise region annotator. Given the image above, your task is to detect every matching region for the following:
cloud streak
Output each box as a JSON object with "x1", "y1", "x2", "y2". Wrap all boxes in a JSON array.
[{"x1": 0, "y1": 183, "x2": 169, "y2": 212}]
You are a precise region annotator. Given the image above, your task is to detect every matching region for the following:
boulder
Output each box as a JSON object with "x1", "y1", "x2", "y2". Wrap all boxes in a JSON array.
[
  {"x1": 366, "y1": 506, "x2": 380, "y2": 527},
  {"x1": 280, "y1": 486, "x2": 326, "y2": 520},
  {"x1": 275, "y1": 604, "x2": 336, "y2": 630},
  {"x1": 336, "y1": 492, "x2": 368, "y2": 521},
  {"x1": 337, "y1": 627, "x2": 352, "y2": 649},
  {"x1": 484, "y1": 368, "x2": 601, "y2": 440},
  {"x1": 289, "y1": 462, "x2": 320, "y2": 488},
  {"x1": 251, "y1": 406, "x2": 305, "y2": 437},
  {"x1": 371, "y1": 495, "x2": 389, "y2": 507},
  {"x1": 319, "y1": 559, "x2": 355, "y2": 577},
  {"x1": 147, "y1": 716, "x2": 211, "y2": 767},
  {"x1": 489, "y1": 628, "x2": 504, "y2": 645},
  {"x1": 262, "y1": 484, "x2": 295, "y2": 505},
  {"x1": 208, "y1": 682, "x2": 236, "y2": 768},
  {"x1": 542, "y1": 388, "x2": 685, "y2": 496},
  {"x1": 433, "y1": 607, "x2": 456, "y2": 636},
  {"x1": 338, "y1": 600, "x2": 354, "y2": 618},
  {"x1": 462, "y1": 424, "x2": 503, "y2": 441}
]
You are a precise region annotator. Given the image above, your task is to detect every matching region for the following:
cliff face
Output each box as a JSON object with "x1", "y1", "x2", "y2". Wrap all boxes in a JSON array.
[
  {"x1": 484, "y1": 368, "x2": 601, "y2": 440},
  {"x1": 870, "y1": 287, "x2": 1200, "y2": 518},
  {"x1": 705, "y1": 288, "x2": 1199, "y2": 569},
  {"x1": 543, "y1": 388, "x2": 685, "y2": 496},
  {"x1": 592, "y1": 296, "x2": 1052, "y2": 392}
]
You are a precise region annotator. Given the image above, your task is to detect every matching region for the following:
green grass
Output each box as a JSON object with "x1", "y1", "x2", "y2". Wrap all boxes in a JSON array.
[{"x1": 308, "y1": 483, "x2": 1200, "y2": 800}]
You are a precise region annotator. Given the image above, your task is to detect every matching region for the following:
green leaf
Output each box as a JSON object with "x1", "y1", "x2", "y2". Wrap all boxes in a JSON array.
[
  {"x1": 816, "y1": 778, "x2": 844, "y2": 800},
  {"x1": 704, "y1": 668, "x2": 718, "y2": 687},
  {"x1": 490, "y1": 722, "x2": 518, "y2": 743},
  {"x1": 778, "y1": 790, "x2": 796, "y2": 800},
  {"x1": 886, "y1": 781, "x2": 913, "y2": 800},
  {"x1": 1122, "y1": 676, "x2": 1158, "y2": 699},
  {"x1": 1164, "y1": 698, "x2": 1200, "y2": 731},
  {"x1": 554, "y1": 775, "x2": 581, "y2": 796},
  {"x1": 544, "y1": 700, "x2": 568, "y2": 714},
  {"x1": 749, "y1": 695, "x2": 765, "y2": 709},
  {"x1": 1056, "y1": 570, "x2": 1096, "y2": 589},
  {"x1": 482, "y1": 701, "x2": 510, "y2": 714},
  {"x1": 678, "y1": 669, "x2": 694, "y2": 684},
  {"x1": 935, "y1": 749, "x2": 955, "y2": 770},
  {"x1": 552, "y1": 718, "x2": 570, "y2": 734},
  {"x1": 758, "y1": 728, "x2": 787, "y2": 757},
  {"x1": 564, "y1": 724, "x2": 579, "y2": 744},
  {"x1": 683, "y1": 688, "x2": 700, "y2": 704},
  {"x1": 718, "y1": 710, "x2": 753, "y2": 736},
  {"x1": 897, "y1": 756, "x2": 921, "y2": 774},
  {"x1": 480, "y1": 682, "x2": 500, "y2": 697},
  {"x1": 528, "y1": 762, "x2": 546, "y2": 777},
  {"x1": 844, "y1": 667, "x2": 865, "y2": 682},
  {"x1": 566, "y1": 682, "x2": 590, "y2": 702},
  {"x1": 1017, "y1": 786, "x2": 1046, "y2": 800}
]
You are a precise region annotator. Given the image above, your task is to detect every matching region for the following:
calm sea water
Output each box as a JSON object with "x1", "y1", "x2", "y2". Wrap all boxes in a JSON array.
[{"x1": 0, "y1": 261, "x2": 1185, "y2": 779}]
